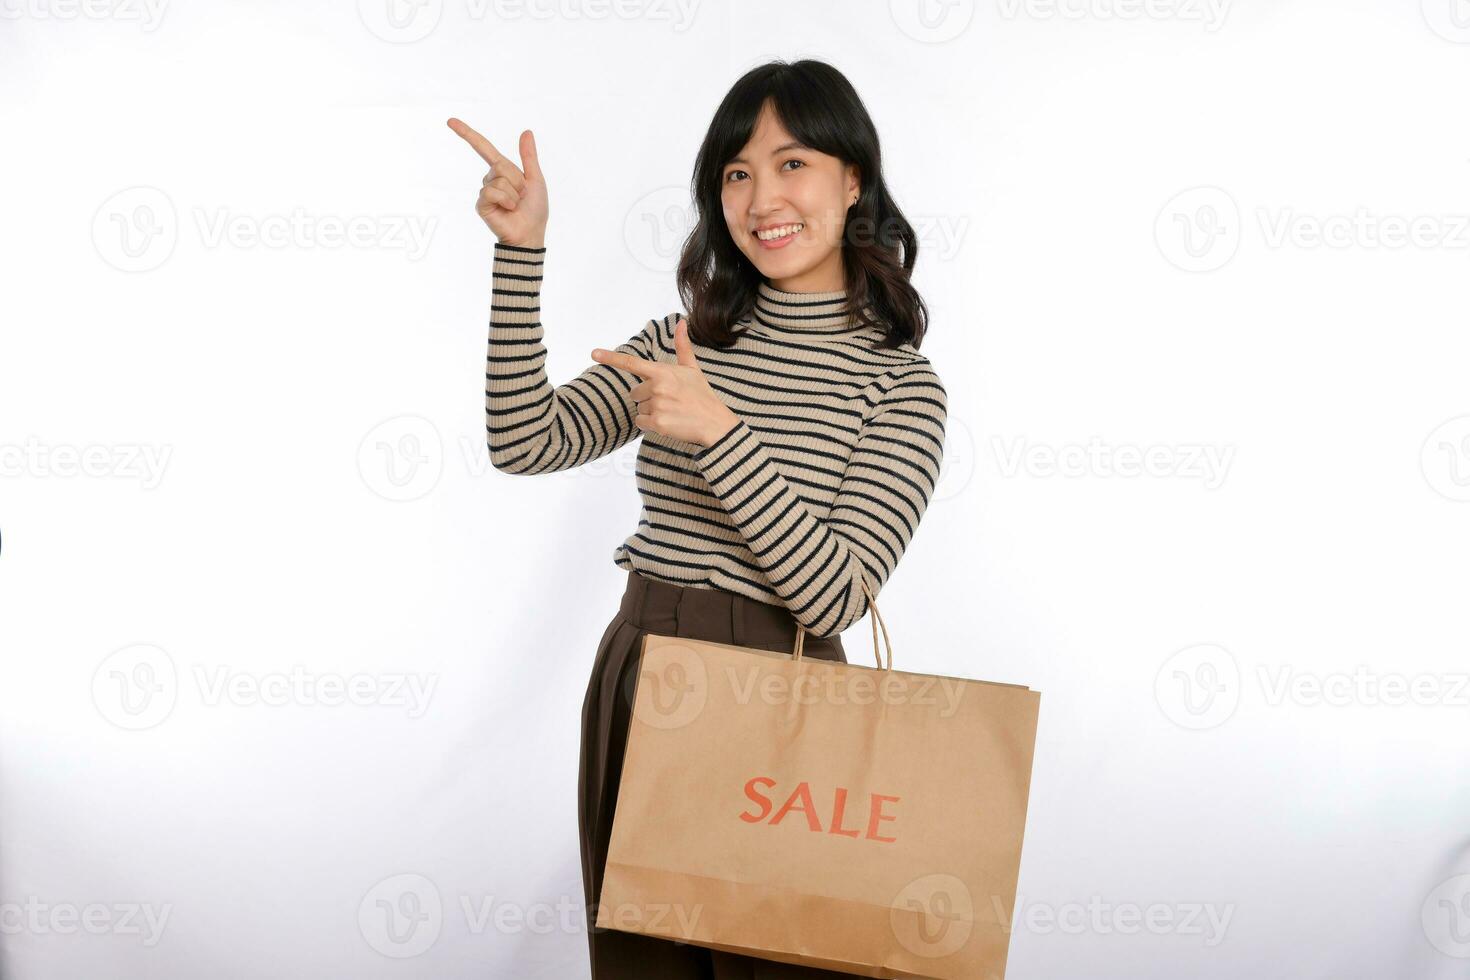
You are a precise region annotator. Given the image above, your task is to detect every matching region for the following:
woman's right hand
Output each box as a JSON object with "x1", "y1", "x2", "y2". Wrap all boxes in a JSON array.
[{"x1": 447, "y1": 118, "x2": 548, "y2": 248}]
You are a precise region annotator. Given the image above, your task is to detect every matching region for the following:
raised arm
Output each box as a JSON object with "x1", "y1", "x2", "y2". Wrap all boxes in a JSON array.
[
  {"x1": 486, "y1": 243, "x2": 666, "y2": 474},
  {"x1": 445, "y1": 118, "x2": 669, "y2": 475},
  {"x1": 691, "y1": 363, "x2": 947, "y2": 638}
]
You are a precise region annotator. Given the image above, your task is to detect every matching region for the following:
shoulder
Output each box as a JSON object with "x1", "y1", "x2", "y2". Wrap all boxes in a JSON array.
[
  {"x1": 656, "y1": 310, "x2": 691, "y2": 337},
  {"x1": 636, "y1": 311, "x2": 686, "y2": 356},
  {"x1": 883, "y1": 352, "x2": 945, "y2": 398},
  {"x1": 874, "y1": 357, "x2": 947, "y2": 425},
  {"x1": 869, "y1": 331, "x2": 941, "y2": 377}
]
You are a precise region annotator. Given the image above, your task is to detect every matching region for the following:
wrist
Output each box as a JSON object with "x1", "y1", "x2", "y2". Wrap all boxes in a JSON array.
[{"x1": 698, "y1": 413, "x2": 742, "y2": 455}]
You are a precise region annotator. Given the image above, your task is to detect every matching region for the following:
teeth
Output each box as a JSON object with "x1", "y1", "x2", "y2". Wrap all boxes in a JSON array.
[{"x1": 756, "y1": 223, "x2": 803, "y2": 241}]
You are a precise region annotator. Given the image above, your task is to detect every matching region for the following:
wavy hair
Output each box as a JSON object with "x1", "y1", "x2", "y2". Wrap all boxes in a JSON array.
[{"x1": 676, "y1": 59, "x2": 928, "y2": 353}]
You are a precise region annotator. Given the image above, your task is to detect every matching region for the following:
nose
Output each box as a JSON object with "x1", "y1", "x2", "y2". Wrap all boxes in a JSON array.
[{"x1": 748, "y1": 178, "x2": 787, "y2": 227}]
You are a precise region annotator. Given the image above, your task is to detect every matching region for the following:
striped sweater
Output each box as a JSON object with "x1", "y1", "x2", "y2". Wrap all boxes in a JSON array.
[{"x1": 486, "y1": 241, "x2": 947, "y2": 639}]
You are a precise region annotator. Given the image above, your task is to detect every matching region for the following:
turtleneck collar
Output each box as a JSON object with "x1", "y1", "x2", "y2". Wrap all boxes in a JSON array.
[{"x1": 749, "y1": 280, "x2": 882, "y2": 340}]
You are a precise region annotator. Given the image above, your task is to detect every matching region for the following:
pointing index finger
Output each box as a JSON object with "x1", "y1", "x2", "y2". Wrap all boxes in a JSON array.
[
  {"x1": 593, "y1": 348, "x2": 664, "y2": 379},
  {"x1": 447, "y1": 117, "x2": 508, "y2": 168}
]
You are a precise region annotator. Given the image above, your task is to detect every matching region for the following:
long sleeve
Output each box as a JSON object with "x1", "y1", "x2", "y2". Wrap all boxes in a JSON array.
[
  {"x1": 486, "y1": 242, "x2": 665, "y2": 475},
  {"x1": 692, "y1": 363, "x2": 947, "y2": 639}
]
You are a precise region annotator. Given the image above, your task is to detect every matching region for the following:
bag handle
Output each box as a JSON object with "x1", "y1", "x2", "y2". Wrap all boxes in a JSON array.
[{"x1": 791, "y1": 573, "x2": 893, "y2": 671}]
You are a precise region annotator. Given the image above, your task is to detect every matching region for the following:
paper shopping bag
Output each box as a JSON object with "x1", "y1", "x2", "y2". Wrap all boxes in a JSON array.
[{"x1": 594, "y1": 577, "x2": 1041, "y2": 979}]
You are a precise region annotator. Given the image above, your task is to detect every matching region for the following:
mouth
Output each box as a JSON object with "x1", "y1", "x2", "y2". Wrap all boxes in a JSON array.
[{"x1": 753, "y1": 222, "x2": 803, "y2": 249}]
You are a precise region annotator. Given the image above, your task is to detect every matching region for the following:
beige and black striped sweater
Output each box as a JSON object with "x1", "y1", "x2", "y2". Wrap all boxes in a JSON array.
[{"x1": 486, "y1": 241, "x2": 947, "y2": 639}]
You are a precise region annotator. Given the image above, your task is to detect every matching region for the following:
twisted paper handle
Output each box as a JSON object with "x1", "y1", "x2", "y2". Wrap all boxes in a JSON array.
[{"x1": 791, "y1": 574, "x2": 893, "y2": 671}]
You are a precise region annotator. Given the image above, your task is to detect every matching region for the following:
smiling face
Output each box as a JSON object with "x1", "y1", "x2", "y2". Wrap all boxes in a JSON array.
[{"x1": 720, "y1": 101, "x2": 860, "y2": 294}]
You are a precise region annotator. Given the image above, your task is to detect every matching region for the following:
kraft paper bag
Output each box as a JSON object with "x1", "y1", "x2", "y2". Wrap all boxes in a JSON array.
[{"x1": 595, "y1": 577, "x2": 1041, "y2": 980}]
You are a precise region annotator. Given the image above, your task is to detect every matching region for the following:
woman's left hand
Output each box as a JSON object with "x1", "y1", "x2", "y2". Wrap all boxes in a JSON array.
[{"x1": 591, "y1": 318, "x2": 740, "y2": 449}]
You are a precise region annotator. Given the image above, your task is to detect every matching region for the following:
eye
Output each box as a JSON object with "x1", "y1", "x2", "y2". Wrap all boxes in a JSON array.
[{"x1": 724, "y1": 159, "x2": 805, "y2": 183}]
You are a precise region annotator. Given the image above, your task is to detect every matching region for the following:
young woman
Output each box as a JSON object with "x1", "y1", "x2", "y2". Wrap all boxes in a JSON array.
[{"x1": 450, "y1": 58, "x2": 946, "y2": 979}]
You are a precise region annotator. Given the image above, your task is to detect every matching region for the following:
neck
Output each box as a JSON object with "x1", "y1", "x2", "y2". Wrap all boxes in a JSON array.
[
  {"x1": 767, "y1": 251, "x2": 845, "y2": 294},
  {"x1": 751, "y1": 279, "x2": 880, "y2": 339}
]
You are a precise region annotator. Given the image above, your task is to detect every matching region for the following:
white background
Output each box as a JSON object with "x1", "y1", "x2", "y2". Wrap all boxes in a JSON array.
[{"x1": 3, "y1": 0, "x2": 1470, "y2": 977}]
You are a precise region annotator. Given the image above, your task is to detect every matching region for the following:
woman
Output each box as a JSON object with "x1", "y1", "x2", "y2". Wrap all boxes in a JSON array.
[{"x1": 450, "y1": 59, "x2": 946, "y2": 979}]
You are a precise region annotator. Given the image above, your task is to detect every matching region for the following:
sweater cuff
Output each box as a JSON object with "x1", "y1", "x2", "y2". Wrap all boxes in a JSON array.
[
  {"x1": 694, "y1": 418, "x2": 748, "y2": 462},
  {"x1": 493, "y1": 240, "x2": 547, "y2": 255}
]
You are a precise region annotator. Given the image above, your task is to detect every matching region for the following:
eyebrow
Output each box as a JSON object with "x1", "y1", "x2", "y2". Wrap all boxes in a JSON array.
[{"x1": 726, "y1": 140, "x2": 811, "y2": 165}]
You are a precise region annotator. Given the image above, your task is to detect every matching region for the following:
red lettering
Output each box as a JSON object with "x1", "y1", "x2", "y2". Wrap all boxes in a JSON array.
[
  {"x1": 828, "y1": 787, "x2": 860, "y2": 838},
  {"x1": 866, "y1": 794, "x2": 900, "y2": 843},
  {"x1": 738, "y1": 777, "x2": 899, "y2": 842},
  {"x1": 740, "y1": 776, "x2": 776, "y2": 823},
  {"x1": 770, "y1": 781, "x2": 821, "y2": 832}
]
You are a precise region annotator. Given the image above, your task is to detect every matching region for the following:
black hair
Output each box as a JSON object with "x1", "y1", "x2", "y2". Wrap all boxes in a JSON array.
[{"x1": 677, "y1": 59, "x2": 928, "y2": 352}]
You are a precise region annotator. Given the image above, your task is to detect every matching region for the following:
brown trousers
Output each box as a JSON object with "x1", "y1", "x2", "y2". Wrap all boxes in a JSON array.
[{"x1": 578, "y1": 569, "x2": 862, "y2": 979}]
